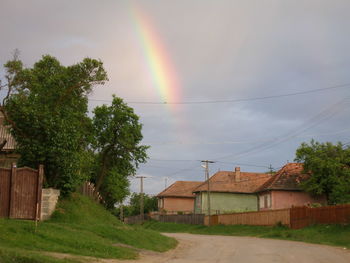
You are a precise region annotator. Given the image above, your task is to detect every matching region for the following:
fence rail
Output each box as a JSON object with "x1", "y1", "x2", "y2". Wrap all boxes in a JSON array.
[{"x1": 0, "y1": 164, "x2": 43, "y2": 220}]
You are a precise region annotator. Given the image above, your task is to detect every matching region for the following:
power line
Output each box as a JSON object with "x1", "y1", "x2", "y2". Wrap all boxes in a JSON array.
[
  {"x1": 144, "y1": 127, "x2": 350, "y2": 146},
  {"x1": 149, "y1": 158, "x2": 197, "y2": 162},
  {"x1": 144, "y1": 100, "x2": 349, "y2": 178},
  {"x1": 213, "y1": 97, "x2": 350, "y2": 161},
  {"x1": 89, "y1": 83, "x2": 350, "y2": 105},
  {"x1": 215, "y1": 161, "x2": 270, "y2": 169}
]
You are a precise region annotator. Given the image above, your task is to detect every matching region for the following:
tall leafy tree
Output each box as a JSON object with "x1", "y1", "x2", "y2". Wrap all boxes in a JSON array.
[
  {"x1": 125, "y1": 193, "x2": 158, "y2": 216},
  {"x1": 92, "y1": 96, "x2": 148, "y2": 207},
  {"x1": 3, "y1": 55, "x2": 107, "y2": 194},
  {"x1": 295, "y1": 140, "x2": 350, "y2": 204}
]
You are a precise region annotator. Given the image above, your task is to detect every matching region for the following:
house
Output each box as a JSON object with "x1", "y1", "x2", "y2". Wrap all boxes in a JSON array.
[
  {"x1": 256, "y1": 163, "x2": 327, "y2": 210},
  {"x1": 157, "y1": 181, "x2": 202, "y2": 214},
  {"x1": 193, "y1": 167, "x2": 272, "y2": 215},
  {"x1": 0, "y1": 113, "x2": 18, "y2": 168}
]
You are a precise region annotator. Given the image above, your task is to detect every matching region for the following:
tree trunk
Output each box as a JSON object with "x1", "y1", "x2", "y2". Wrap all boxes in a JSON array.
[{"x1": 95, "y1": 149, "x2": 110, "y2": 192}]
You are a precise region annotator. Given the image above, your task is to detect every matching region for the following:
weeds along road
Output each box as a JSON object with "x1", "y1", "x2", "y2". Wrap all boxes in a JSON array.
[{"x1": 112, "y1": 233, "x2": 350, "y2": 263}]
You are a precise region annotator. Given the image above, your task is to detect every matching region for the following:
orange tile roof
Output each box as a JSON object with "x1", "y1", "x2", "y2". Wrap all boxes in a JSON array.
[
  {"x1": 193, "y1": 170, "x2": 272, "y2": 194},
  {"x1": 257, "y1": 163, "x2": 308, "y2": 192},
  {"x1": 157, "y1": 181, "x2": 203, "y2": 198}
]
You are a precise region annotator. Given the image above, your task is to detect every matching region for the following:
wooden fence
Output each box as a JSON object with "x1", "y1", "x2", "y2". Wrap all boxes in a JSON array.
[
  {"x1": 290, "y1": 204, "x2": 350, "y2": 229},
  {"x1": 207, "y1": 208, "x2": 290, "y2": 227},
  {"x1": 0, "y1": 164, "x2": 43, "y2": 220},
  {"x1": 78, "y1": 181, "x2": 103, "y2": 203},
  {"x1": 206, "y1": 204, "x2": 350, "y2": 229},
  {"x1": 157, "y1": 214, "x2": 205, "y2": 225},
  {"x1": 124, "y1": 214, "x2": 151, "y2": 224}
]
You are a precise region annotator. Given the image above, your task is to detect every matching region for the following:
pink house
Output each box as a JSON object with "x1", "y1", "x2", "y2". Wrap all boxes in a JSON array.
[
  {"x1": 257, "y1": 163, "x2": 326, "y2": 210},
  {"x1": 157, "y1": 181, "x2": 202, "y2": 214}
]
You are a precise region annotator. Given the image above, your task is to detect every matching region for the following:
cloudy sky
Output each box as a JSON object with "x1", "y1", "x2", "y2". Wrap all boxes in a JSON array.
[{"x1": 1, "y1": 0, "x2": 350, "y2": 196}]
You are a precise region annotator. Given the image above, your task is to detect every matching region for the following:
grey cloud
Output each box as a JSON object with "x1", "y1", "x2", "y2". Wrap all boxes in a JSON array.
[{"x1": 1, "y1": 0, "x2": 350, "y2": 196}]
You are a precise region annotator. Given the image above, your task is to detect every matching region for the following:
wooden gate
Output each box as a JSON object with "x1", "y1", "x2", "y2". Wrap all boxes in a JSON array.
[{"x1": 0, "y1": 164, "x2": 43, "y2": 220}]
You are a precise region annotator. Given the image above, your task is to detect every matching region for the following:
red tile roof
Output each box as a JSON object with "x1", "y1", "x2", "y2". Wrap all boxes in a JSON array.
[
  {"x1": 257, "y1": 163, "x2": 308, "y2": 192},
  {"x1": 193, "y1": 170, "x2": 272, "y2": 194},
  {"x1": 157, "y1": 181, "x2": 203, "y2": 198}
]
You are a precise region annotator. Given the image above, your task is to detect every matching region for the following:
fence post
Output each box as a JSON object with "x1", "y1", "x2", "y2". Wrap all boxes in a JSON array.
[
  {"x1": 35, "y1": 165, "x2": 44, "y2": 221},
  {"x1": 9, "y1": 163, "x2": 17, "y2": 218}
]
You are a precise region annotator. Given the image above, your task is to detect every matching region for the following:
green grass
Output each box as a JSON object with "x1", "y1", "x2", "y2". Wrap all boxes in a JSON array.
[
  {"x1": 0, "y1": 247, "x2": 81, "y2": 263},
  {"x1": 0, "y1": 194, "x2": 177, "y2": 263},
  {"x1": 143, "y1": 221, "x2": 350, "y2": 248}
]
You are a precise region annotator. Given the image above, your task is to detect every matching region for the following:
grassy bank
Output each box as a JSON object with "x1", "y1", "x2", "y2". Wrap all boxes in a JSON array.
[
  {"x1": 0, "y1": 194, "x2": 177, "y2": 263},
  {"x1": 143, "y1": 221, "x2": 350, "y2": 249}
]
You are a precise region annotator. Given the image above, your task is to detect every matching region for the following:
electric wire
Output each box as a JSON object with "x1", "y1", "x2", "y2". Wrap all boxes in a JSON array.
[
  {"x1": 144, "y1": 127, "x2": 350, "y2": 146},
  {"x1": 213, "y1": 97, "x2": 350, "y2": 161},
  {"x1": 89, "y1": 83, "x2": 350, "y2": 105}
]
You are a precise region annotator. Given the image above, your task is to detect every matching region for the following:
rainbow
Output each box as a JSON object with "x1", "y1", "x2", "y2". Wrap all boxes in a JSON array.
[{"x1": 130, "y1": 5, "x2": 181, "y2": 105}]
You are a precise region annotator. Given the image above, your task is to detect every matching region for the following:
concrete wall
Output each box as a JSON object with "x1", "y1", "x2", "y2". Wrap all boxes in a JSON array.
[
  {"x1": 272, "y1": 190, "x2": 327, "y2": 210},
  {"x1": 196, "y1": 192, "x2": 258, "y2": 215},
  {"x1": 159, "y1": 197, "x2": 195, "y2": 213},
  {"x1": 41, "y1": 188, "x2": 60, "y2": 220}
]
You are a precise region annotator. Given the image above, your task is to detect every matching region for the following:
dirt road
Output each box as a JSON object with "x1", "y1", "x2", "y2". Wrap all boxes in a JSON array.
[
  {"x1": 120, "y1": 233, "x2": 350, "y2": 263},
  {"x1": 54, "y1": 233, "x2": 349, "y2": 263}
]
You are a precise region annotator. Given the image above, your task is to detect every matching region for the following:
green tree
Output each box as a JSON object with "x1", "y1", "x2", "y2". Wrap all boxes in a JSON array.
[
  {"x1": 295, "y1": 140, "x2": 350, "y2": 204},
  {"x1": 2, "y1": 55, "x2": 107, "y2": 194},
  {"x1": 100, "y1": 168, "x2": 130, "y2": 210},
  {"x1": 91, "y1": 96, "x2": 148, "y2": 207},
  {"x1": 126, "y1": 192, "x2": 158, "y2": 216}
]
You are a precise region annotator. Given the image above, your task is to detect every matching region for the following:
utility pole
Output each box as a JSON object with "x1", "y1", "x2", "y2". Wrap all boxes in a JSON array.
[
  {"x1": 120, "y1": 202, "x2": 124, "y2": 222},
  {"x1": 136, "y1": 176, "x2": 147, "y2": 222},
  {"x1": 201, "y1": 160, "x2": 215, "y2": 226},
  {"x1": 269, "y1": 164, "x2": 273, "y2": 176}
]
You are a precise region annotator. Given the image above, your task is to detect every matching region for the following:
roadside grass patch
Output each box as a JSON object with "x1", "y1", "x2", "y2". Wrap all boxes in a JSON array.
[
  {"x1": 0, "y1": 194, "x2": 177, "y2": 262},
  {"x1": 0, "y1": 247, "x2": 81, "y2": 263},
  {"x1": 143, "y1": 221, "x2": 350, "y2": 248}
]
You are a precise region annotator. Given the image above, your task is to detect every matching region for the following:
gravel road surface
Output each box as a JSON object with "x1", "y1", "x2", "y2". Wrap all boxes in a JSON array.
[{"x1": 125, "y1": 233, "x2": 350, "y2": 263}]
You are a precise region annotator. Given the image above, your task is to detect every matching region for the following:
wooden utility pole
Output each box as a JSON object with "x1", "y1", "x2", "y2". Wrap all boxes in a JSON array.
[
  {"x1": 120, "y1": 203, "x2": 124, "y2": 222},
  {"x1": 201, "y1": 160, "x2": 215, "y2": 226},
  {"x1": 136, "y1": 176, "x2": 147, "y2": 222}
]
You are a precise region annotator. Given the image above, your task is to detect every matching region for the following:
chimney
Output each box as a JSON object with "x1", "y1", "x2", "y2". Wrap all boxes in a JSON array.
[{"x1": 235, "y1": 167, "x2": 241, "y2": 182}]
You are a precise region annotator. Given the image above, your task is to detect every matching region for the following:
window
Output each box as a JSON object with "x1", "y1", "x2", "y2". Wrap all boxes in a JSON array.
[
  {"x1": 158, "y1": 198, "x2": 164, "y2": 209},
  {"x1": 195, "y1": 194, "x2": 201, "y2": 209},
  {"x1": 259, "y1": 193, "x2": 271, "y2": 209}
]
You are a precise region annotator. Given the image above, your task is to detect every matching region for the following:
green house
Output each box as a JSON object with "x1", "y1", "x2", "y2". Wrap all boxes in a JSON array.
[{"x1": 193, "y1": 167, "x2": 271, "y2": 215}]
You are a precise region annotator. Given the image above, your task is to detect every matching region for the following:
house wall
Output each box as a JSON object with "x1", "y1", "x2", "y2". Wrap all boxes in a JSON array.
[
  {"x1": 196, "y1": 192, "x2": 258, "y2": 215},
  {"x1": 271, "y1": 190, "x2": 327, "y2": 209},
  {"x1": 159, "y1": 197, "x2": 195, "y2": 213}
]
